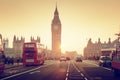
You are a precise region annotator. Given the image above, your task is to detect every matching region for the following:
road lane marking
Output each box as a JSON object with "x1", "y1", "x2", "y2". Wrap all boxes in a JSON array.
[
  {"x1": 67, "y1": 61, "x2": 70, "y2": 73},
  {"x1": 67, "y1": 61, "x2": 89, "y2": 80},
  {"x1": 1, "y1": 63, "x2": 54, "y2": 80},
  {"x1": 66, "y1": 73, "x2": 68, "y2": 77},
  {"x1": 85, "y1": 77, "x2": 88, "y2": 80},
  {"x1": 84, "y1": 61, "x2": 112, "y2": 71},
  {"x1": 102, "y1": 67, "x2": 112, "y2": 71},
  {"x1": 72, "y1": 61, "x2": 89, "y2": 80},
  {"x1": 81, "y1": 73, "x2": 84, "y2": 77},
  {"x1": 65, "y1": 61, "x2": 70, "y2": 80},
  {"x1": 29, "y1": 71, "x2": 40, "y2": 74},
  {"x1": 65, "y1": 77, "x2": 68, "y2": 80},
  {"x1": 72, "y1": 61, "x2": 81, "y2": 72}
]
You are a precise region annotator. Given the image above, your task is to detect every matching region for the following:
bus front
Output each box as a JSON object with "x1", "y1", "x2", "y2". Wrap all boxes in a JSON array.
[{"x1": 23, "y1": 43, "x2": 37, "y2": 66}]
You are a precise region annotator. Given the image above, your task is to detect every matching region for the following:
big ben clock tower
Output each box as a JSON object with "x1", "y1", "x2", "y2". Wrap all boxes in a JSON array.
[{"x1": 51, "y1": 6, "x2": 61, "y2": 58}]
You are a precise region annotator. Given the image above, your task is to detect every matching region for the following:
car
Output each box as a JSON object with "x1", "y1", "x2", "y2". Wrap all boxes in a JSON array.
[
  {"x1": 60, "y1": 56, "x2": 67, "y2": 62},
  {"x1": 99, "y1": 56, "x2": 111, "y2": 67},
  {"x1": 75, "y1": 56, "x2": 82, "y2": 62}
]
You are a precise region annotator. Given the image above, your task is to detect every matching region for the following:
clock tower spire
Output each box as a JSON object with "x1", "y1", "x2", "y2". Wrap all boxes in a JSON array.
[
  {"x1": 51, "y1": 5, "x2": 61, "y2": 58},
  {"x1": 52, "y1": 5, "x2": 61, "y2": 25}
]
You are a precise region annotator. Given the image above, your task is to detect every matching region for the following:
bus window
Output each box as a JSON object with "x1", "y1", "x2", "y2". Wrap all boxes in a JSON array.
[
  {"x1": 24, "y1": 50, "x2": 35, "y2": 57},
  {"x1": 113, "y1": 53, "x2": 120, "y2": 62},
  {"x1": 116, "y1": 54, "x2": 120, "y2": 61}
]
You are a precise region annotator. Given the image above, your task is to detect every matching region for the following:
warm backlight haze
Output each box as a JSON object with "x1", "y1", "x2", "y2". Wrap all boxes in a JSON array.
[{"x1": 0, "y1": 0, "x2": 120, "y2": 55}]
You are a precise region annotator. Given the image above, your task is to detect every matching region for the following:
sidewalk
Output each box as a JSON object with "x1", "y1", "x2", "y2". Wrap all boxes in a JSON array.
[{"x1": 5, "y1": 63, "x2": 23, "y2": 69}]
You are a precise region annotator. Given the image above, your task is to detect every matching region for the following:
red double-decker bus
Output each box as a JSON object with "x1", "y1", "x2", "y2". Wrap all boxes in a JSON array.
[
  {"x1": 0, "y1": 44, "x2": 4, "y2": 74},
  {"x1": 0, "y1": 52, "x2": 4, "y2": 74},
  {"x1": 23, "y1": 42, "x2": 45, "y2": 66},
  {"x1": 111, "y1": 33, "x2": 120, "y2": 76}
]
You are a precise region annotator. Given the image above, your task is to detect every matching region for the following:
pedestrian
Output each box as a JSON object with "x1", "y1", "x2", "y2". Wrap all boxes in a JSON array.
[
  {"x1": 17, "y1": 58, "x2": 20, "y2": 65},
  {"x1": 11, "y1": 57, "x2": 14, "y2": 65}
]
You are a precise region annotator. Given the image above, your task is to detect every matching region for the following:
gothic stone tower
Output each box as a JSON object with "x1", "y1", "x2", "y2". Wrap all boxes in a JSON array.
[
  {"x1": 51, "y1": 6, "x2": 61, "y2": 58},
  {"x1": 13, "y1": 35, "x2": 25, "y2": 58}
]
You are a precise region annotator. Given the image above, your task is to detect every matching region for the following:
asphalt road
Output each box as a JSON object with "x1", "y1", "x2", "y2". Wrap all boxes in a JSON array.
[{"x1": 1, "y1": 60, "x2": 120, "y2": 80}]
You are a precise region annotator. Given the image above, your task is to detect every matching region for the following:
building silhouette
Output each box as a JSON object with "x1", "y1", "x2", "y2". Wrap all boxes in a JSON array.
[
  {"x1": 3, "y1": 35, "x2": 41, "y2": 58},
  {"x1": 30, "y1": 36, "x2": 40, "y2": 43},
  {"x1": 2, "y1": 38, "x2": 9, "y2": 48},
  {"x1": 84, "y1": 38, "x2": 118, "y2": 59},
  {"x1": 51, "y1": 5, "x2": 61, "y2": 58},
  {"x1": 0, "y1": 34, "x2": 3, "y2": 52},
  {"x1": 0, "y1": 34, "x2": 2, "y2": 46},
  {"x1": 13, "y1": 35, "x2": 25, "y2": 58}
]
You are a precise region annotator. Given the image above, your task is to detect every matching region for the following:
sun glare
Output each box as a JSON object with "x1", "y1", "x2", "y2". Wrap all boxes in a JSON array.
[{"x1": 61, "y1": 44, "x2": 66, "y2": 53}]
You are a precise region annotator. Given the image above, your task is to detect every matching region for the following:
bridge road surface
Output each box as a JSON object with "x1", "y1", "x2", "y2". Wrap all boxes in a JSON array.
[{"x1": 1, "y1": 60, "x2": 120, "y2": 80}]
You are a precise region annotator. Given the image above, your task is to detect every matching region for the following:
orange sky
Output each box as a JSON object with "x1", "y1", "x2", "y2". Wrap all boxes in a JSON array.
[{"x1": 0, "y1": 0, "x2": 120, "y2": 55}]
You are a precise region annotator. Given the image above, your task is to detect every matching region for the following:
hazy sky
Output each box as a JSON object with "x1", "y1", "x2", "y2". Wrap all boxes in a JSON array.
[{"x1": 0, "y1": 0, "x2": 120, "y2": 54}]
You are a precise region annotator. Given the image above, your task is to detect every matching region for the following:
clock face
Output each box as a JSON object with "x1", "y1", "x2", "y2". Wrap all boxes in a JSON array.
[{"x1": 54, "y1": 26, "x2": 58, "y2": 30}]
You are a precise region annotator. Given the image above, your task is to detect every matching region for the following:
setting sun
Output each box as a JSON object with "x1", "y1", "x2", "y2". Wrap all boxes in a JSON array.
[{"x1": 60, "y1": 44, "x2": 66, "y2": 52}]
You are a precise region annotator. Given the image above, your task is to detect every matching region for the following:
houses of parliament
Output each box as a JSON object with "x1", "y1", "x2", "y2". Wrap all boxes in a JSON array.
[
  {"x1": 84, "y1": 38, "x2": 118, "y2": 59},
  {"x1": 0, "y1": 34, "x2": 40, "y2": 58}
]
